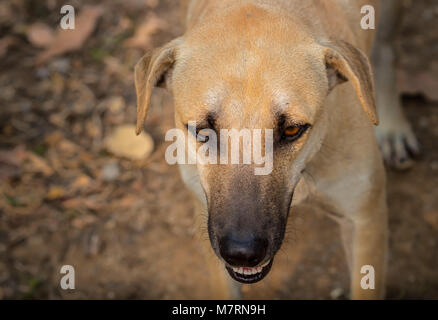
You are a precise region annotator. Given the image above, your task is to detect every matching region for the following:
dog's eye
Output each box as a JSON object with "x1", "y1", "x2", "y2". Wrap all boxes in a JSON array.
[
  {"x1": 282, "y1": 125, "x2": 309, "y2": 142},
  {"x1": 197, "y1": 128, "x2": 211, "y2": 143}
]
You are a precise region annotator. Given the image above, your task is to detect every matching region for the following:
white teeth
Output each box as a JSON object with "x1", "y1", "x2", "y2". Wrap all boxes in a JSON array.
[
  {"x1": 260, "y1": 260, "x2": 270, "y2": 268},
  {"x1": 230, "y1": 260, "x2": 271, "y2": 276},
  {"x1": 232, "y1": 267, "x2": 243, "y2": 274}
]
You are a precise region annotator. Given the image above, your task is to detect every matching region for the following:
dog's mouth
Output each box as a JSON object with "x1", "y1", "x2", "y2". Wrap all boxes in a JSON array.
[{"x1": 225, "y1": 259, "x2": 273, "y2": 284}]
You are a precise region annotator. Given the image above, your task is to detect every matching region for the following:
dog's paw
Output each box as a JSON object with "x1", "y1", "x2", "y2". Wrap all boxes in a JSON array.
[{"x1": 375, "y1": 120, "x2": 421, "y2": 170}]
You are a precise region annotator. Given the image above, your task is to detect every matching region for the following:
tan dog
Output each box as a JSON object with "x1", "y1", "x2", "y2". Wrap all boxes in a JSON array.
[{"x1": 134, "y1": 0, "x2": 400, "y2": 299}]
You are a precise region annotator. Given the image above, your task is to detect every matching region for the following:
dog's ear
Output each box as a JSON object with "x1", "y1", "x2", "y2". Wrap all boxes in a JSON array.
[
  {"x1": 135, "y1": 38, "x2": 182, "y2": 135},
  {"x1": 322, "y1": 40, "x2": 378, "y2": 125}
]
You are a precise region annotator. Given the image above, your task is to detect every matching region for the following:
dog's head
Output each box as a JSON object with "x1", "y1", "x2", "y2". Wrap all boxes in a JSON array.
[{"x1": 134, "y1": 9, "x2": 377, "y2": 283}]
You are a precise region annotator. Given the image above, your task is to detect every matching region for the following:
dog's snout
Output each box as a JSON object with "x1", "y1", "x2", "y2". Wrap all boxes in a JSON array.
[{"x1": 219, "y1": 235, "x2": 268, "y2": 267}]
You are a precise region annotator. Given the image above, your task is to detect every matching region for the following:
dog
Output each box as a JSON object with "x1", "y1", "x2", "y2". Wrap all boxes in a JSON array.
[{"x1": 134, "y1": 0, "x2": 419, "y2": 299}]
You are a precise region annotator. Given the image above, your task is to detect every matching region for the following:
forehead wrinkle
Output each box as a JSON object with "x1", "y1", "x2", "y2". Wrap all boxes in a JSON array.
[
  {"x1": 272, "y1": 90, "x2": 291, "y2": 113},
  {"x1": 270, "y1": 89, "x2": 314, "y2": 124},
  {"x1": 204, "y1": 86, "x2": 224, "y2": 113}
]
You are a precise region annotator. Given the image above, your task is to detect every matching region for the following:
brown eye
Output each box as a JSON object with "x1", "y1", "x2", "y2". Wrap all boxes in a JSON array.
[
  {"x1": 197, "y1": 128, "x2": 212, "y2": 143},
  {"x1": 284, "y1": 126, "x2": 300, "y2": 137},
  {"x1": 281, "y1": 124, "x2": 310, "y2": 142}
]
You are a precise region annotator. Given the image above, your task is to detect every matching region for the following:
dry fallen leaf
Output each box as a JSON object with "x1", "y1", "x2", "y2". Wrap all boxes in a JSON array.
[
  {"x1": 26, "y1": 152, "x2": 55, "y2": 176},
  {"x1": 62, "y1": 197, "x2": 104, "y2": 211},
  {"x1": 124, "y1": 12, "x2": 167, "y2": 49},
  {"x1": 44, "y1": 130, "x2": 64, "y2": 146},
  {"x1": 104, "y1": 56, "x2": 129, "y2": 77},
  {"x1": 0, "y1": 145, "x2": 26, "y2": 180},
  {"x1": 114, "y1": 195, "x2": 140, "y2": 208},
  {"x1": 0, "y1": 36, "x2": 17, "y2": 57},
  {"x1": 46, "y1": 186, "x2": 66, "y2": 200},
  {"x1": 105, "y1": 124, "x2": 154, "y2": 160},
  {"x1": 71, "y1": 214, "x2": 97, "y2": 228},
  {"x1": 106, "y1": 96, "x2": 126, "y2": 114},
  {"x1": 423, "y1": 211, "x2": 438, "y2": 230},
  {"x1": 36, "y1": 5, "x2": 104, "y2": 65},
  {"x1": 71, "y1": 174, "x2": 92, "y2": 191},
  {"x1": 26, "y1": 22, "x2": 55, "y2": 48},
  {"x1": 0, "y1": 145, "x2": 26, "y2": 167}
]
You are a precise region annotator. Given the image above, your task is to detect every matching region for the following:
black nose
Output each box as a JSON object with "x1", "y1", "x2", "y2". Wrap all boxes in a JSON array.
[{"x1": 219, "y1": 235, "x2": 268, "y2": 267}]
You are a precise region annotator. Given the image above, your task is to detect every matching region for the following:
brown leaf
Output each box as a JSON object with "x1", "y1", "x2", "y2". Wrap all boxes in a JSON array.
[
  {"x1": 104, "y1": 56, "x2": 128, "y2": 77},
  {"x1": 423, "y1": 211, "x2": 438, "y2": 230},
  {"x1": 71, "y1": 214, "x2": 97, "y2": 228},
  {"x1": 46, "y1": 186, "x2": 66, "y2": 200},
  {"x1": 44, "y1": 131, "x2": 64, "y2": 146},
  {"x1": 26, "y1": 22, "x2": 55, "y2": 48},
  {"x1": 0, "y1": 145, "x2": 26, "y2": 167},
  {"x1": 36, "y1": 5, "x2": 104, "y2": 65},
  {"x1": 70, "y1": 174, "x2": 92, "y2": 191},
  {"x1": 0, "y1": 146, "x2": 26, "y2": 180},
  {"x1": 0, "y1": 36, "x2": 17, "y2": 57},
  {"x1": 104, "y1": 124, "x2": 154, "y2": 161},
  {"x1": 124, "y1": 12, "x2": 167, "y2": 49},
  {"x1": 63, "y1": 197, "x2": 104, "y2": 211},
  {"x1": 26, "y1": 152, "x2": 54, "y2": 177}
]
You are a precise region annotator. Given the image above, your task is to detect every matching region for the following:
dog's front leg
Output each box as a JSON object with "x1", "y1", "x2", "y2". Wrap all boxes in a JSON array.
[
  {"x1": 193, "y1": 197, "x2": 242, "y2": 299},
  {"x1": 349, "y1": 198, "x2": 388, "y2": 300},
  {"x1": 335, "y1": 186, "x2": 388, "y2": 300},
  {"x1": 316, "y1": 155, "x2": 388, "y2": 299}
]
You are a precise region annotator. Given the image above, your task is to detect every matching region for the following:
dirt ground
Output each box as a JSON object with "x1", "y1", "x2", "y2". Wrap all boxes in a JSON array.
[{"x1": 0, "y1": 0, "x2": 437, "y2": 299}]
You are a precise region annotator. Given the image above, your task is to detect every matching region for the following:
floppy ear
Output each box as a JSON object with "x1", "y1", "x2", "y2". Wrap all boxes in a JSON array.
[
  {"x1": 135, "y1": 38, "x2": 182, "y2": 135},
  {"x1": 322, "y1": 40, "x2": 378, "y2": 125}
]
